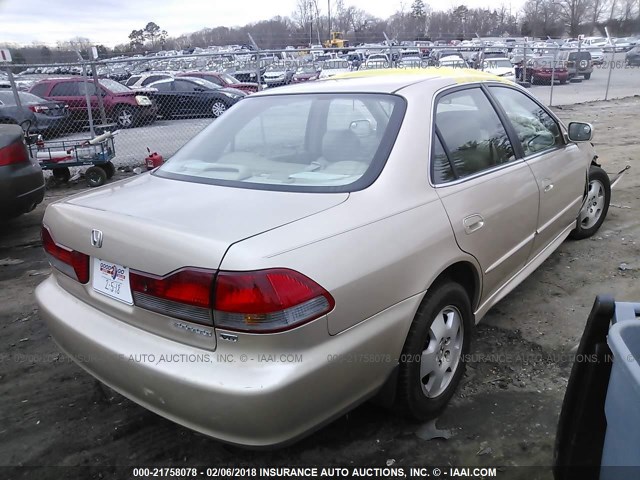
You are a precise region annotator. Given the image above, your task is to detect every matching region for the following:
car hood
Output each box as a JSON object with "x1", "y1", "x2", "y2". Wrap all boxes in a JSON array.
[{"x1": 45, "y1": 173, "x2": 348, "y2": 275}]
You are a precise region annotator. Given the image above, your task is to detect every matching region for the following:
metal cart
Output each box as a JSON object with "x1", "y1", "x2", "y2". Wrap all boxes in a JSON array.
[{"x1": 30, "y1": 131, "x2": 118, "y2": 187}]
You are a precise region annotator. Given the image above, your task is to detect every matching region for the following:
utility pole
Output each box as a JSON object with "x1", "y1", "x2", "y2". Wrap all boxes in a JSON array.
[{"x1": 327, "y1": 0, "x2": 331, "y2": 39}]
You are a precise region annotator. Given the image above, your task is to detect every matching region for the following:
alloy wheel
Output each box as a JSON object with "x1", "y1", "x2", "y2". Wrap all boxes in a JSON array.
[
  {"x1": 579, "y1": 179, "x2": 606, "y2": 230},
  {"x1": 420, "y1": 305, "x2": 464, "y2": 398}
]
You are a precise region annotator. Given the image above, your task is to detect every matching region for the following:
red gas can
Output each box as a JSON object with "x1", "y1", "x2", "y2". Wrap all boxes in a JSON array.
[{"x1": 145, "y1": 147, "x2": 164, "y2": 170}]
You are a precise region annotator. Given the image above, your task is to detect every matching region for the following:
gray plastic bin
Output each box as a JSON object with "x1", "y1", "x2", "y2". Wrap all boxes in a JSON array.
[{"x1": 600, "y1": 320, "x2": 640, "y2": 477}]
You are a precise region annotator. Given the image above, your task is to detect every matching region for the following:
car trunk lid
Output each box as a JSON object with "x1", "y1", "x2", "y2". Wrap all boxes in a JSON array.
[{"x1": 44, "y1": 173, "x2": 348, "y2": 349}]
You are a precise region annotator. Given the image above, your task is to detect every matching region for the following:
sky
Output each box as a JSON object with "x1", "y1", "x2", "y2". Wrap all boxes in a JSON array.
[{"x1": 0, "y1": 0, "x2": 524, "y2": 47}]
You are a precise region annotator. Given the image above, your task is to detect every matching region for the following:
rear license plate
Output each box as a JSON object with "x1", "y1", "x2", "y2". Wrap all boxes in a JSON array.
[{"x1": 92, "y1": 258, "x2": 133, "y2": 304}]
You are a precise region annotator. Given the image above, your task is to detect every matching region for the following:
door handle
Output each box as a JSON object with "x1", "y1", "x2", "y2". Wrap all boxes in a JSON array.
[
  {"x1": 542, "y1": 179, "x2": 554, "y2": 193},
  {"x1": 463, "y1": 214, "x2": 485, "y2": 234}
]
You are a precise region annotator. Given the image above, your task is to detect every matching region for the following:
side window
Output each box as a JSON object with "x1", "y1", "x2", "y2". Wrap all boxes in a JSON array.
[
  {"x1": 208, "y1": 76, "x2": 224, "y2": 86},
  {"x1": 174, "y1": 80, "x2": 196, "y2": 92},
  {"x1": 434, "y1": 88, "x2": 515, "y2": 181},
  {"x1": 489, "y1": 86, "x2": 563, "y2": 156},
  {"x1": 30, "y1": 84, "x2": 48, "y2": 97},
  {"x1": 432, "y1": 134, "x2": 455, "y2": 184},
  {"x1": 152, "y1": 81, "x2": 172, "y2": 92},
  {"x1": 50, "y1": 82, "x2": 79, "y2": 97},
  {"x1": 141, "y1": 75, "x2": 167, "y2": 86},
  {"x1": 125, "y1": 76, "x2": 141, "y2": 87},
  {"x1": 77, "y1": 81, "x2": 97, "y2": 96}
]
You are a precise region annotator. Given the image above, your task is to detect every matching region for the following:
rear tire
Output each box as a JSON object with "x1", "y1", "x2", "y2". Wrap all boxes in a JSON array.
[
  {"x1": 100, "y1": 161, "x2": 116, "y2": 179},
  {"x1": 583, "y1": 73, "x2": 591, "y2": 80},
  {"x1": 52, "y1": 167, "x2": 71, "y2": 183},
  {"x1": 396, "y1": 280, "x2": 472, "y2": 420},
  {"x1": 211, "y1": 100, "x2": 228, "y2": 118},
  {"x1": 569, "y1": 166, "x2": 611, "y2": 240},
  {"x1": 85, "y1": 166, "x2": 107, "y2": 187}
]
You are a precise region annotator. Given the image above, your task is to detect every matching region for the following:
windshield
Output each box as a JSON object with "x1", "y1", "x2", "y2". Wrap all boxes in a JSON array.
[
  {"x1": 220, "y1": 73, "x2": 239, "y2": 84},
  {"x1": 156, "y1": 93, "x2": 406, "y2": 193},
  {"x1": 485, "y1": 59, "x2": 512, "y2": 68},
  {"x1": 186, "y1": 78, "x2": 220, "y2": 90},
  {"x1": 99, "y1": 78, "x2": 131, "y2": 93}
]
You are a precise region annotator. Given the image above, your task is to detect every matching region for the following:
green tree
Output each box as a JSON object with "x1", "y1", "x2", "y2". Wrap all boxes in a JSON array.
[
  {"x1": 129, "y1": 29, "x2": 145, "y2": 49},
  {"x1": 411, "y1": 0, "x2": 427, "y2": 19},
  {"x1": 143, "y1": 22, "x2": 168, "y2": 47}
]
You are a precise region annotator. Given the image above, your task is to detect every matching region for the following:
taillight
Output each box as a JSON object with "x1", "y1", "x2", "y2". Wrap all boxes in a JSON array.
[
  {"x1": 0, "y1": 141, "x2": 29, "y2": 166},
  {"x1": 28, "y1": 105, "x2": 47, "y2": 113},
  {"x1": 130, "y1": 268, "x2": 215, "y2": 325},
  {"x1": 41, "y1": 225, "x2": 90, "y2": 284},
  {"x1": 213, "y1": 269, "x2": 335, "y2": 333}
]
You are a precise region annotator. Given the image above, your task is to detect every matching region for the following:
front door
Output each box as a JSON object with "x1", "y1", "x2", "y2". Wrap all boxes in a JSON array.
[{"x1": 488, "y1": 86, "x2": 587, "y2": 259}]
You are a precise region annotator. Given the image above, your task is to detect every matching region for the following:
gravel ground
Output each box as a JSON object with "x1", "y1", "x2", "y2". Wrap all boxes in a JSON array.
[{"x1": 1, "y1": 97, "x2": 639, "y2": 479}]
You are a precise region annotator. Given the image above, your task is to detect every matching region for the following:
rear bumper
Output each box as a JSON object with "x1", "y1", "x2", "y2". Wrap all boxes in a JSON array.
[
  {"x1": 0, "y1": 163, "x2": 45, "y2": 217},
  {"x1": 533, "y1": 72, "x2": 569, "y2": 80},
  {"x1": 35, "y1": 276, "x2": 419, "y2": 446}
]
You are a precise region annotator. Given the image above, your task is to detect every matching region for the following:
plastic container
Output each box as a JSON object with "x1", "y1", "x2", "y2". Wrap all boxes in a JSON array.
[
  {"x1": 600, "y1": 320, "x2": 640, "y2": 476},
  {"x1": 145, "y1": 149, "x2": 163, "y2": 170}
]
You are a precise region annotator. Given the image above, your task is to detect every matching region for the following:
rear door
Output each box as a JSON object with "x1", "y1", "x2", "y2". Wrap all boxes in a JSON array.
[
  {"x1": 49, "y1": 82, "x2": 84, "y2": 119},
  {"x1": 488, "y1": 86, "x2": 586, "y2": 260},
  {"x1": 173, "y1": 80, "x2": 199, "y2": 115},
  {"x1": 432, "y1": 86, "x2": 540, "y2": 303}
]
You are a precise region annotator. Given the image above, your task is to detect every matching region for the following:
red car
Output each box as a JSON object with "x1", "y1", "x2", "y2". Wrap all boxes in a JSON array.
[
  {"x1": 29, "y1": 78, "x2": 158, "y2": 129},
  {"x1": 178, "y1": 72, "x2": 258, "y2": 94},
  {"x1": 524, "y1": 56, "x2": 569, "y2": 84}
]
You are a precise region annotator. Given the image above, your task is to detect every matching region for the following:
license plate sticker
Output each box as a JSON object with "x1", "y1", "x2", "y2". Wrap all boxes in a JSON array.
[{"x1": 92, "y1": 258, "x2": 133, "y2": 305}]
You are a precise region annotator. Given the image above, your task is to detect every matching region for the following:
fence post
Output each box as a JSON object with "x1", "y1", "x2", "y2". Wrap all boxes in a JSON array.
[
  {"x1": 80, "y1": 61, "x2": 96, "y2": 137},
  {"x1": 247, "y1": 34, "x2": 262, "y2": 91},
  {"x1": 6, "y1": 67, "x2": 23, "y2": 113},
  {"x1": 522, "y1": 39, "x2": 527, "y2": 83},
  {"x1": 383, "y1": 32, "x2": 394, "y2": 69},
  {"x1": 90, "y1": 60, "x2": 108, "y2": 127},
  {"x1": 549, "y1": 47, "x2": 557, "y2": 107}
]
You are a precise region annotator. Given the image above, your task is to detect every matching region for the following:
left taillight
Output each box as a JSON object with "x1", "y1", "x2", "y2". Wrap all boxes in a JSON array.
[
  {"x1": 41, "y1": 225, "x2": 90, "y2": 284},
  {"x1": 0, "y1": 141, "x2": 29, "y2": 167}
]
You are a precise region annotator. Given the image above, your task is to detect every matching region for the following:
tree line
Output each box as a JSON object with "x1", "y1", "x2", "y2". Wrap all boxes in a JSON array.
[{"x1": 2, "y1": 0, "x2": 639, "y2": 64}]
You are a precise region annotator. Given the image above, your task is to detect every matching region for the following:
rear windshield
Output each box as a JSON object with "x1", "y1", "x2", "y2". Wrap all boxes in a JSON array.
[
  {"x1": 156, "y1": 93, "x2": 406, "y2": 192},
  {"x1": 568, "y1": 52, "x2": 591, "y2": 60},
  {"x1": 0, "y1": 91, "x2": 48, "y2": 104}
]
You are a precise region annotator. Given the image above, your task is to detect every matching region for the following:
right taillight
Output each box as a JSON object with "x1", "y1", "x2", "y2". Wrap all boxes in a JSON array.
[
  {"x1": 41, "y1": 225, "x2": 90, "y2": 284},
  {"x1": 0, "y1": 141, "x2": 29, "y2": 166},
  {"x1": 213, "y1": 269, "x2": 335, "y2": 333}
]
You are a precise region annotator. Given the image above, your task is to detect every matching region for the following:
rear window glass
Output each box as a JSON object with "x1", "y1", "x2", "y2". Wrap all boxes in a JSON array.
[{"x1": 156, "y1": 93, "x2": 406, "y2": 192}]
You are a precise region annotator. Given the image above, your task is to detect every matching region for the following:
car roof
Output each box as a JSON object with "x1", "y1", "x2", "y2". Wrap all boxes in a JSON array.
[{"x1": 252, "y1": 68, "x2": 511, "y2": 96}]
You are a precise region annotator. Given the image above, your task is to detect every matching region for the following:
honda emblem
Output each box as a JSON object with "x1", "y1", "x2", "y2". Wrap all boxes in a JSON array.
[{"x1": 91, "y1": 229, "x2": 103, "y2": 248}]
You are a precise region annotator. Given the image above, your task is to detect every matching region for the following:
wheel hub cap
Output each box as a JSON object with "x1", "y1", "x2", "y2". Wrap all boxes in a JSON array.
[
  {"x1": 579, "y1": 179, "x2": 605, "y2": 230},
  {"x1": 420, "y1": 306, "x2": 464, "y2": 398}
]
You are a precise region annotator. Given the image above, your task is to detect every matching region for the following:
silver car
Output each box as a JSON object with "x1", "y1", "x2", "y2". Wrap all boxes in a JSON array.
[{"x1": 36, "y1": 69, "x2": 610, "y2": 447}]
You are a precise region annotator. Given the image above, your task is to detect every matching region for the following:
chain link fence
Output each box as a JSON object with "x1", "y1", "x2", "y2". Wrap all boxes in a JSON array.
[{"x1": 1, "y1": 42, "x2": 638, "y2": 178}]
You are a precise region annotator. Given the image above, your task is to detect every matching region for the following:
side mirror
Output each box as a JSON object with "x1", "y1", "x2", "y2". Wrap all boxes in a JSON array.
[{"x1": 567, "y1": 122, "x2": 594, "y2": 142}]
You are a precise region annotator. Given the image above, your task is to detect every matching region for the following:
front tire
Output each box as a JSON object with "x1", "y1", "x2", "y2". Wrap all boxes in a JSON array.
[
  {"x1": 396, "y1": 281, "x2": 472, "y2": 420},
  {"x1": 569, "y1": 166, "x2": 611, "y2": 240}
]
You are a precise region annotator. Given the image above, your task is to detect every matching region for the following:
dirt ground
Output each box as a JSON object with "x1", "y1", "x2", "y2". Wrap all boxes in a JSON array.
[{"x1": 1, "y1": 97, "x2": 639, "y2": 479}]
